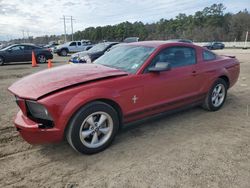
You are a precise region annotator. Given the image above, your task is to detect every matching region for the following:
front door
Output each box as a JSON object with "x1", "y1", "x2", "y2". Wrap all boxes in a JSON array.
[
  {"x1": 68, "y1": 42, "x2": 77, "y2": 52},
  {"x1": 6, "y1": 45, "x2": 25, "y2": 62},
  {"x1": 141, "y1": 46, "x2": 202, "y2": 114}
]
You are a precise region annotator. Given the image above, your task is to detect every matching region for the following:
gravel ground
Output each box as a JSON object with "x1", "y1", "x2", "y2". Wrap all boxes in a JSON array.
[{"x1": 0, "y1": 50, "x2": 250, "y2": 188}]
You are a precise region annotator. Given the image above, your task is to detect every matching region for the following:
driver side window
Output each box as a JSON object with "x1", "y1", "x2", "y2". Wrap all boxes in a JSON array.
[
  {"x1": 146, "y1": 46, "x2": 196, "y2": 72},
  {"x1": 11, "y1": 45, "x2": 24, "y2": 51},
  {"x1": 69, "y1": 42, "x2": 76, "y2": 46}
]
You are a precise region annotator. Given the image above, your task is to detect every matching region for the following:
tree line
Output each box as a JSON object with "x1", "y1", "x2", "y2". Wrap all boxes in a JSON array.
[
  {"x1": 73, "y1": 4, "x2": 250, "y2": 42},
  {"x1": 10, "y1": 3, "x2": 250, "y2": 44}
]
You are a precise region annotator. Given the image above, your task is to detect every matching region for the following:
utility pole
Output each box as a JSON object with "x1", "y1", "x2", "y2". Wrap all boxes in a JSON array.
[
  {"x1": 22, "y1": 30, "x2": 25, "y2": 43},
  {"x1": 61, "y1": 15, "x2": 75, "y2": 42},
  {"x1": 244, "y1": 31, "x2": 248, "y2": 49},
  {"x1": 71, "y1": 16, "x2": 74, "y2": 41},
  {"x1": 63, "y1": 15, "x2": 67, "y2": 42},
  {"x1": 60, "y1": 16, "x2": 67, "y2": 42},
  {"x1": 26, "y1": 30, "x2": 30, "y2": 43}
]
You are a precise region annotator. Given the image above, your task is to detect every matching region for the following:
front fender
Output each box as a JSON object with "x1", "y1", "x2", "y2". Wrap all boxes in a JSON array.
[{"x1": 40, "y1": 86, "x2": 122, "y2": 133}]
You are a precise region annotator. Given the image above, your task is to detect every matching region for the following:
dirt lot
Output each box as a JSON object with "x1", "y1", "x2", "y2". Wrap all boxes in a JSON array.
[{"x1": 0, "y1": 50, "x2": 250, "y2": 188}]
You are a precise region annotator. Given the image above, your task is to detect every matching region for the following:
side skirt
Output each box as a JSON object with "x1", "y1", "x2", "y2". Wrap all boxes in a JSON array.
[{"x1": 122, "y1": 100, "x2": 203, "y2": 129}]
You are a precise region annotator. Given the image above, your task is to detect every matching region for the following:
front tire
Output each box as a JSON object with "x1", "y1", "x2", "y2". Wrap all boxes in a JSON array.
[
  {"x1": 66, "y1": 101, "x2": 119, "y2": 154},
  {"x1": 202, "y1": 78, "x2": 227, "y2": 111},
  {"x1": 60, "y1": 49, "x2": 68, "y2": 56},
  {"x1": 0, "y1": 56, "x2": 4, "y2": 66}
]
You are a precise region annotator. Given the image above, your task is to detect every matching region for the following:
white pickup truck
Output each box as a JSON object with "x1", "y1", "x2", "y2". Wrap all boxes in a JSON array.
[{"x1": 54, "y1": 40, "x2": 92, "y2": 56}]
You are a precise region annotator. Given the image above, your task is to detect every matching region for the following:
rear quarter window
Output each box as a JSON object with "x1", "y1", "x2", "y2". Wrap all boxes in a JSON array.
[{"x1": 203, "y1": 50, "x2": 216, "y2": 61}]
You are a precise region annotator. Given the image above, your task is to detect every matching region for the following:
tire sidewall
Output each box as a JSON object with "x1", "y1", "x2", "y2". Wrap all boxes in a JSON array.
[
  {"x1": 67, "y1": 102, "x2": 119, "y2": 154},
  {"x1": 207, "y1": 79, "x2": 227, "y2": 111}
]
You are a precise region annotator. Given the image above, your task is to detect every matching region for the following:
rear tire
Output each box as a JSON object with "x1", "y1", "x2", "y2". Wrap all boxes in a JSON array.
[
  {"x1": 202, "y1": 78, "x2": 227, "y2": 111},
  {"x1": 66, "y1": 101, "x2": 119, "y2": 154},
  {"x1": 37, "y1": 54, "x2": 47, "y2": 64}
]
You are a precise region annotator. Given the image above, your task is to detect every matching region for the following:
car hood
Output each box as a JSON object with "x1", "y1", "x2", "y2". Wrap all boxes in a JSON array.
[
  {"x1": 8, "y1": 64, "x2": 128, "y2": 100},
  {"x1": 71, "y1": 51, "x2": 99, "y2": 60},
  {"x1": 71, "y1": 51, "x2": 88, "y2": 58},
  {"x1": 55, "y1": 43, "x2": 69, "y2": 49}
]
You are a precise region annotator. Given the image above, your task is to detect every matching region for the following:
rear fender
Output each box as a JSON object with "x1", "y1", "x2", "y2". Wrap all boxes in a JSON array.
[{"x1": 201, "y1": 66, "x2": 230, "y2": 94}]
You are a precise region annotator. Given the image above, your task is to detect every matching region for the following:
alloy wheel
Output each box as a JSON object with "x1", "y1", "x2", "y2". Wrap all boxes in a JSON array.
[
  {"x1": 79, "y1": 111, "x2": 113, "y2": 148},
  {"x1": 211, "y1": 83, "x2": 226, "y2": 107},
  {"x1": 37, "y1": 55, "x2": 46, "y2": 63}
]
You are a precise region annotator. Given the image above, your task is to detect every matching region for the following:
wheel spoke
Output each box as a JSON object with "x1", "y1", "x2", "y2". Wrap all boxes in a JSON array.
[
  {"x1": 219, "y1": 93, "x2": 223, "y2": 98},
  {"x1": 212, "y1": 94, "x2": 217, "y2": 102},
  {"x1": 82, "y1": 130, "x2": 93, "y2": 138},
  {"x1": 215, "y1": 97, "x2": 219, "y2": 105},
  {"x1": 98, "y1": 114, "x2": 107, "y2": 127},
  {"x1": 99, "y1": 127, "x2": 110, "y2": 135},
  {"x1": 91, "y1": 132, "x2": 99, "y2": 144},
  {"x1": 87, "y1": 116, "x2": 95, "y2": 126},
  {"x1": 216, "y1": 85, "x2": 222, "y2": 93}
]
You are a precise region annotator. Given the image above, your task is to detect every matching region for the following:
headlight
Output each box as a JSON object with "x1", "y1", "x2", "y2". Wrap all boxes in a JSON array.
[
  {"x1": 80, "y1": 55, "x2": 92, "y2": 63},
  {"x1": 26, "y1": 100, "x2": 53, "y2": 121}
]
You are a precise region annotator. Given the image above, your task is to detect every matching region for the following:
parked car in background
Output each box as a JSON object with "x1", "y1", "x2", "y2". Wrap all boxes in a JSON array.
[
  {"x1": 44, "y1": 42, "x2": 59, "y2": 52},
  {"x1": 123, "y1": 37, "x2": 139, "y2": 43},
  {"x1": 8, "y1": 41, "x2": 239, "y2": 154},
  {"x1": 69, "y1": 42, "x2": 119, "y2": 64},
  {"x1": 203, "y1": 42, "x2": 225, "y2": 50},
  {"x1": 167, "y1": 39, "x2": 193, "y2": 43},
  {"x1": 54, "y1": 40, "x2": 92, "y2": 56},
  {"x1": 0, "y1": 44, "x2": 53, "y2": 65}
]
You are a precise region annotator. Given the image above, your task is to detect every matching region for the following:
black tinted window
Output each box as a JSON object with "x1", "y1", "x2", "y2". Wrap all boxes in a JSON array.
[
  {"x1": 77, "y1": 42, "x2": 81, "y2": 46},
  {"x1": 11, "y1": 45, "x2": 25, "y2": 51},
  {"x1": 203, "y1": 50, "x2": 216, "y2": 61},
  {"x1": 24, "y1": 46, "x2": 34, "y2": 50},
  {"x1": 70, "y1": 42, "x2": 76, "y2": 46},
  {"x1": 150, "y1": 46, "x2": 196, "y2": 69}
]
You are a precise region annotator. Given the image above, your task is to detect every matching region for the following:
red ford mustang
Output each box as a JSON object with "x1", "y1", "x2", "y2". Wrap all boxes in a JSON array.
[{"x1": 8, "y1": 41, "x2": 240, "y2": 154}]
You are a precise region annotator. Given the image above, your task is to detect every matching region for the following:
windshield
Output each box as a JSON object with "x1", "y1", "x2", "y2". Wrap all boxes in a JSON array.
[
  {"x1": 88, "y1": 43, "x2": 111, "y2": 53},
  {"x1": 1, "y1": 44, "x2": 14, "y2": 51},
  {"x1": 95, "y1": 45, "x2": 155, "y2": 73}
]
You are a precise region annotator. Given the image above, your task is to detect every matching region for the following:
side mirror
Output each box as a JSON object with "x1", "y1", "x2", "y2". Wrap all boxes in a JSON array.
[
  {"x1": 7, "y1": 49, "x2": 12, "y2": 52},
  {"x1": 148, "y1": 62, "x2": 171, "y2": 73}
]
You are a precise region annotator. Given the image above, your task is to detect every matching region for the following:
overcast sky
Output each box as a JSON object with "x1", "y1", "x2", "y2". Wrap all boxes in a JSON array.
[{"x1": 0, "y1": 0, "x2": 249, "y2": 41}]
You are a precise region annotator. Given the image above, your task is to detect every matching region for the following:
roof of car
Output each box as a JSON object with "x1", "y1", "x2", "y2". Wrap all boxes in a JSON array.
[
  {"x1": 20, "y1": 43, "x2": 37, "y2": 46},
  {"x1": 103, "y1": 42, "x2": 119, "y2": 45},
  {"x1": 124, "y1": 40, "x2": 195, "y2": 48}
]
